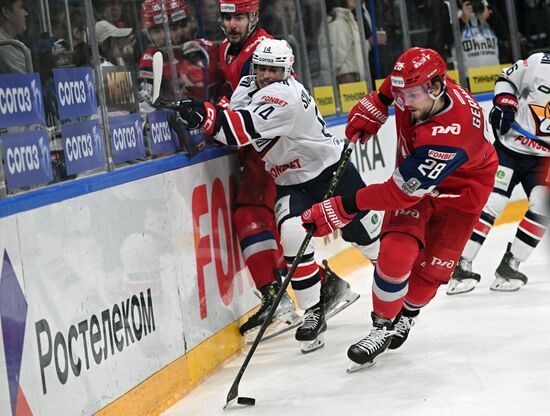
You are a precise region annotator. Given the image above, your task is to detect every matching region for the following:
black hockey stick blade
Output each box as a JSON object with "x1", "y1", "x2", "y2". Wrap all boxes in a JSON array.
[
  {"x1": 223, "y1": 392, "x2": 255, "y2": 410},
  {"x1": 222, "y1": 140, "x2": 356, "y2": 410}
]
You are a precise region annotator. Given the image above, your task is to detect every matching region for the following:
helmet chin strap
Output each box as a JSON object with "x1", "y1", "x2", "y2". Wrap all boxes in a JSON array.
[{"x1": 426, "y1": 82, "x2": 446, "y2": 118}]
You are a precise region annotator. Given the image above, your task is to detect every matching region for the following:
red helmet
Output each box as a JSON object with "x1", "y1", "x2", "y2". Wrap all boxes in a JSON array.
[
  {"x1": 390, "y1": 47, "x2": 447, "y2": 90},
  {"x1": 141, "y1": 0, "x2": 190, "y2": 30},
  {"x1": 218, "y1": 0, "x2": 259, "y2": 14}
]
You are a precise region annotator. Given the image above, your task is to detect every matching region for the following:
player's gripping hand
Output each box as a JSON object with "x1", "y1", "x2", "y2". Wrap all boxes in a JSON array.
[
  {"x1": 489, "y1": 93, "x2": 518, "y2": 135},
  {"x1": 345, "y1": 91, "x2": 388, "y2": 144},
  {"x1": 301, "y1": 196, "x2": 356, "y2": 237},
  {"x1": 172, "y1": 98, "x2": 220, "y2": 136}
]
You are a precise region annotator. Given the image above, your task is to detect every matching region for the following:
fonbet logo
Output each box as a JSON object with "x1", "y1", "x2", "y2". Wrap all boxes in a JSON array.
[{"x1": 0, "y1": 250, "x2": 32, "y2": 415}]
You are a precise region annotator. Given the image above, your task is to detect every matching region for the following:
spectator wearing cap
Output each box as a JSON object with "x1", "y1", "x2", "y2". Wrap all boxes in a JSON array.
[
  {"x1": 0, "y1": 0, "x2": 30, "y2": 73},
  {"x1": 95, "y1": 19, "x2": 134, "y2": 66}
]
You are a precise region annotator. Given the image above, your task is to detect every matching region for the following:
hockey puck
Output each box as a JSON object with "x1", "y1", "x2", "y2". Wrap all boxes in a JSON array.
[{"x1": 237, "y1": 397, "x2": 256, "y2": 406}]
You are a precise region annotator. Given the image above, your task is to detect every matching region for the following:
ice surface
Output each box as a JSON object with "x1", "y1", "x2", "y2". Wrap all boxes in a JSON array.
[{"x1": 163, "y1": 223, "x2": 550, "y2": 416}]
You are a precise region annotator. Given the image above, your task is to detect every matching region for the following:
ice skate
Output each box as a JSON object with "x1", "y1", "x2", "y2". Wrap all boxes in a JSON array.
[
  {"x1": 295, "y1": 302, "x2": 326, "y2": 353},
  {"x1": 347, "y1": 313, "x2": 395, "y2": 373},
  {"x1": 446, "y1": 257, "x2": 481, "y2": 295},
  {"x1": 321, "y1": 260, "x2": 360, "y2": 320},
  {"x1": 490, "y1": 243, "x2": 528, "y2": 292},
  {"x1": 240, "y1": 282, "x2": 302, "y2": 344},
  {"x1": 388, "y1": 309, "x2": 418, "y2": 350}
]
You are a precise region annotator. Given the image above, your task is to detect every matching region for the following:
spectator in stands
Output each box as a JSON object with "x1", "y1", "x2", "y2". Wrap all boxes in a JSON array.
[
  {"x1": 457, "y1": 0, "x2": 500, "y2": 68},
  {"x1": 261, "y1": 0, "x2": 305, "y2": 80},
  {"x1": 318, "y1": 0, "x2": 365, "y2": 85},
  {"x1": 96, "y1": 19, "x2": 134, "y2": 67},
  {"x1": 200, "y1": 0, "x2": 224, "y2": 40},
  {"x1": 0, "y1": 0, "x2": 30, "y2": 73},
  {"x1": 51, "y1": 8, "x2": 91, "y2": 67},
  {"x1": 97, "y1": 0, "x2": 126, "y2": 28}
]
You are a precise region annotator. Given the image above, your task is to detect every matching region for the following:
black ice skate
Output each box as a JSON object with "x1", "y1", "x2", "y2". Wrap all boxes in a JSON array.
[
  {"x1": 347, "y1": 313, "x2": 395, "y2": 373},
  {"x1": 491, "y1": 243, "x2": 528, "y2": 292},
  {"x1": 321, "y1": 260, "x2": 360, "y2": 320},
  {"x1": 295, "y1": 302, "x2": 327, "y2": 353},
  {"x1": 446, "y1": 257, "x2": 481, "y2": 295},
  {"x1": 388, "y1": 309, "x2": 418, "y2": 350},
  {"x1": 240, "y1": 282, "x2": 302, "y2": 344}
]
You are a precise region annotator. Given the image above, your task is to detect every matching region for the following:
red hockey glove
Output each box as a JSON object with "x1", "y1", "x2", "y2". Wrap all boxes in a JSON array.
[
  {"x1": 301, "y1": 196, "x2": 356, "y2": 237},
  {"x1": 489, "y1": 93, "x2": 518, "y2": 135},
  {"x1": 345, "y1": 91, "x2": 388, "y2": 144},
  {"x1": 174, "y1": 99, "x2": 220, "y2": 136}
]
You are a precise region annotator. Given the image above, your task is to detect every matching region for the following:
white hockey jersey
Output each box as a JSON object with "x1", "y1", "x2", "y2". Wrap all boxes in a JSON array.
[
  {"x1": 213, "y1": 75, "x2": 344, "y2": 185},
  {"x1": 495, "y1": 52, "x2": 550, "y2": 157}
]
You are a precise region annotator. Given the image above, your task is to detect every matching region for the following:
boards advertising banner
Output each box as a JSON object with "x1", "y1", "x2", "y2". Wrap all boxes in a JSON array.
[
  {"x1": 108, "y1": 113, "x2": 146, "y2": 164},
  {"x1": 0, "y1": 129, "x2": 53, "y2": 189},
  {"x1": 147, "y1": 110, "x2": 180, "y2": 155},
  {"x1": 0, "y1": 73, "x2": 46, "y2": 128},
  {"x1": 53, "y1": 67, "x2": 98, "y2": 120},
  {"x1": 61, "y1": 119, "x2": 105, "y2": 175}
]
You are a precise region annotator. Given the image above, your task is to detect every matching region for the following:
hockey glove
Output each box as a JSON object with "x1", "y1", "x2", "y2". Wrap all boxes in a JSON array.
[
  {"x1": 164, "y1": 98, "x2": 221, "y2": 137},
  {"x1": 346, "y1": 91, "x2": 388, "y2": 144},
  {"x1": 489, "y1": 93, "x2": 518, "y2": 135},
  {"x1": 301, "y1": 196, "x2": 356, "y2": 237}
]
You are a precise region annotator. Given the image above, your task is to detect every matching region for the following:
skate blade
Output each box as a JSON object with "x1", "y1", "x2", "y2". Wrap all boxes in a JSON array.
[
  {"x1": 490, "y1": 276, "x2": 525, "y2": 292},
  {"x1": 325, "y1": 292, "x2": 360, "y2": 320},
  {"x1": 446, "y1": 279, "x2": 478, "y2": 295},
  {"x1": 300, "y1": 333, "x2": 325, "y2": 354},
  {"x1": 244, "y1": 312, "x2": 302, "y2": 344},
  {"x1": 346, "y1": 359, "x2": 375, "y2": 373}
]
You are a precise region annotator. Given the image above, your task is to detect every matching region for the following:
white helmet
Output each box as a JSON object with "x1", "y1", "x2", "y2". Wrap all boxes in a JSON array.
[{"x1": 251, "y1": 39, "x2": 295, "y2": 79}]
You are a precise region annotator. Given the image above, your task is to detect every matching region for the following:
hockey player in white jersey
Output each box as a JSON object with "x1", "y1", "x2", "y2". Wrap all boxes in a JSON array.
[
  {"x1": 166, "y1": 39, "x2": 381, "y2": 353},
  {"x1": 447, "y1": 52, "x2": 550, "y2": 295}
]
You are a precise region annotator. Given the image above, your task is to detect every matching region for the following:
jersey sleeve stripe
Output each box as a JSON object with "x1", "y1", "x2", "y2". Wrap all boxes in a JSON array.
[
  {"x1": 237, "y1": 109, "x2": 261, "y2": 139},
  {"x1": 224, "y1": 110, "x2": 252, "y2": 146}
]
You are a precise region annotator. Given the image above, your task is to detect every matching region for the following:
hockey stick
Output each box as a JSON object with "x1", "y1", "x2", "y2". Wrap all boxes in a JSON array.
[
  {"x1": 224, "y1": 139, "x2": 358, "y2": 410},
  {"x1": 152, "y1": 51, "x2": 163, "y2": 103},
  {"x1": 510, "y1": 122, "x2": 547, "y2": 142},
  {"x1": 510, "y1": 122, "x2": 550, "y2": 150}
]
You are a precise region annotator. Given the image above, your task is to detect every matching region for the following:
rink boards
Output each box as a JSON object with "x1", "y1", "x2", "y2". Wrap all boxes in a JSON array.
[{"x1": 0, "y1": 96, "x2": 527, "y2": 415}]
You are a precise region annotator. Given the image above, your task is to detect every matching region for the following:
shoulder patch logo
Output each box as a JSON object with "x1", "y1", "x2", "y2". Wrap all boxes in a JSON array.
[{"x1": 402, "y1": 177, "x2": 421, "y2": 194}]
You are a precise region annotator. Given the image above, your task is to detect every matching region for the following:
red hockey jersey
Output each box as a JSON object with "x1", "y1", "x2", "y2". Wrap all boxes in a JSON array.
[
  {"x1": 356, "y1": 80, "x2": 498, "y2": 214},
  {"x1": 139, "y1": 39, "x2": 220, "y2": 100},
  {"x1": 219, "y1": 28, "x2": 275, "y2": 208}
]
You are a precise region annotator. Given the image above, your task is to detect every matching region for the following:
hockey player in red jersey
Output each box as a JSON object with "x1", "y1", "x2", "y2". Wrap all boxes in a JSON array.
[
  {"x1": 138, "y1": 0, "x2": 220, "y2": 110},
  {"x1": 447, "y1": 53, "x2": 550, "y2": 295},
  {"x1": 302, "y1": 47, "x2": 498, "y2": 370},
  {"x1": 215, "y1": 0, "x2": 362, "y2": 342}
]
